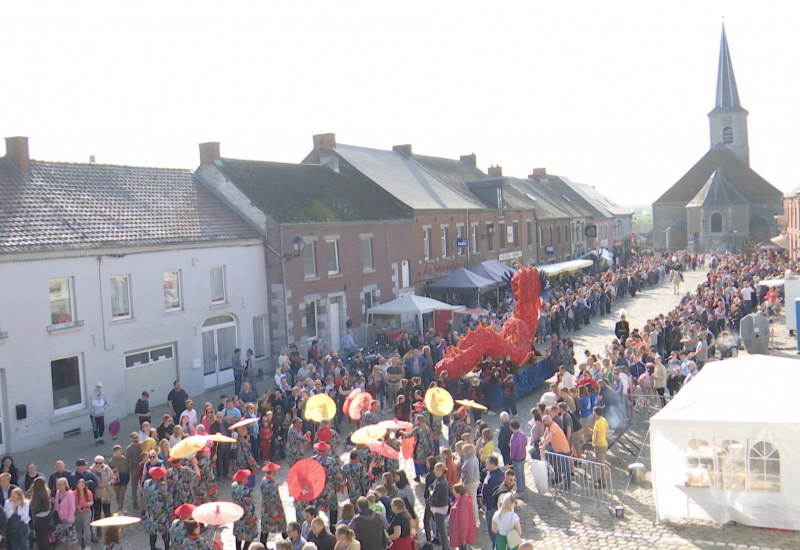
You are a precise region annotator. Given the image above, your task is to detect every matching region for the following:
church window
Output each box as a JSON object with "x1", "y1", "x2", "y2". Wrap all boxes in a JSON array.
[
  {"x1": 722, "y1": 126, "x2": 733, "y2": 144},
  {"x1": 710, "y1": 213, "x2": 723, "y2": 233}
]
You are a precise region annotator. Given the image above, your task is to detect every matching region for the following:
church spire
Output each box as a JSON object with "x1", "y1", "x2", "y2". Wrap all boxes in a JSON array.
[
  {"x1": 712, "y1": 24, "x2": 744, "y2": 113},
  {"x1": 708, "y1": 24, "x2": 749, "y2": 165}
]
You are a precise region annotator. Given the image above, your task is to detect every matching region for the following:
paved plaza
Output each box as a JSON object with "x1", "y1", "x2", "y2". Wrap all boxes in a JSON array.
[{"x1": 15, "y1": 267, "x2": 800, "y2": 549}]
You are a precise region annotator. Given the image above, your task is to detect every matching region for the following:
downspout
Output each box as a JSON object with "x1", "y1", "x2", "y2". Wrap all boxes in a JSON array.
[
  {"x1": 279, "y1": 224, "x2": 290, "y2": 349},
  {"x1": 466, "y1": 210, "x2": 471, "y2": 264}
]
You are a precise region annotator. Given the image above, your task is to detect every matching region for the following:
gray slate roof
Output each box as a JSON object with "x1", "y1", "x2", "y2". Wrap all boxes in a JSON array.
[
  {"x1": 569, "y1": 181, "x2": 632, "y2": 217},
  {"x1": 0, "y1": 158, "x2": 260, "y2": 253},
  {"x1": 687, "y1": 170, "x2": 748, "y2": 207},
  {"x1": 505, "y1": 177, "x2": 575, "y2": 220},
  {"x1": 710, "y1": 25, "x2": 747, "y2": 115},
  {"x1": 335, "y1": 144, "x2": 482, "y2": 210}
]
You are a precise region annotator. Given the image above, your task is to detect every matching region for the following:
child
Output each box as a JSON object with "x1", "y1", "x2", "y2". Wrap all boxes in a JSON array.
[
  {"x1": 395, "y1": 395, "x2": 409, "y2": 422},
  {"x1": 501, "y1": 374, "x2": 518, "y2": 416},
  {"x1": 259, "y1": 413, "x2": 273, "y2": 464}
]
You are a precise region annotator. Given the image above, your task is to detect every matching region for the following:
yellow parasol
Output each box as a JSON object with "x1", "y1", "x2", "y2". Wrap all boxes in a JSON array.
[
  {"x1": 424, "y1": 387, "x2": 454, "y2": 416},
  {"x1": 304, "y1": 394, "x2": 337, "y2": 422},
  {"x1": 455, "y1": 399, "x2": 488, "y2": 411},
  {"x1": 169, "y1": 435, "x2": 209, "y2": 459},
  {"x1": 351, "y1": 425, "x2": 387, "y2": 445}
]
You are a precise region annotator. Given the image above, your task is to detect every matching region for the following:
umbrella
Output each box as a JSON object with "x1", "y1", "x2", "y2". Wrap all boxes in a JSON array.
[
  {"x1": 378, "y1": 419, "x2": 414, "y2": 431},
  {"x1": 401, "y1": 436, "x2": 415, "y2": 460},
  {"x1": 170, "y1": 435, "x2": 210, "y2": 459},
  {"x1": 348, "y1": 392, "x2": 373, "y2": 421},
  {"x1": 342, "y1": 388, "x2": 362, "y2": 414},
  {"x1": 316, "y1": 427, "x2": 332, "y2": 443},
  {"x1": 193, "y1": 501, "x2": 244, "y2": 526},
  {"x1": 424, "y1": 387, "x2": 454, "y2": 416},
  {"x1": 286, "y1": 459, "x2": 326, "y2": 502},
  {"x1": 364, "y1": 439, "x2": 400, "y2": 459},
  {"x1": 228, "y1": 417, "x2": 259, "y2": 431},
  {"x1": 305, "y1": 394, "x2": 337, "y2": 422},
  {"x1": 455, "y1": 399, "x2": 488, "y2": 411},
  {"x1": 90, "y1": 515, "x2": 141, "y2": 527},
  {"x1": 351, "y1": 425, "x2": 387, "y2": 444},
  {"x1": 204, "y1": 433, "x2": 237, "y2": 444}
]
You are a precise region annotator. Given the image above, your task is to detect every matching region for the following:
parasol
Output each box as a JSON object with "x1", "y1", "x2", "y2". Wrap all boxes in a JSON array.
[
  {"x1": 193, "y1": 501, "x2": 244, "y2": 526},
  {"x1": 401, "y1": 436, "x2": 415, "y2": 460},
  {"x1": 169, "y1": 435, "x2": 209, "y2": 459},
  {"x1": 286, "y1": 459, "x2": 326, "y2": 502},
  {"x1": 455, "y1": 399, "x2": 488, "y2": 411},
  {"x1": 305, "y1": 394, "x2": 337, "y2": 422},
  {"x1": 378, "y1": 419, "x2": 414, "y2": 431},
  {"x1": 228, "y1": 417, "x2": 259, "y2": 431},
  {"x1": 351, "y1": 425, "x2": 387, "y2": 444},
  {"x1": 342, "y1": 388, "x2": 362, "y2": 414},
  {"x1": 90, "y1": 515, "x2": 141, "y2": 527},
  {"x1": 348, "y1": 392, "x2": 373, "y2": 421},
  {"x1": 205, "y1": 433, "x2": 237, "y2": 444},
  {"x1": 316, "y1": 426, "x2": 332, "y2": 443},
  {"x1": 424, "y1": 387, "x2": 454, "y2": 416},
  {"x1": 364, "y1": 439, "x2": 400, "y2": 459}
]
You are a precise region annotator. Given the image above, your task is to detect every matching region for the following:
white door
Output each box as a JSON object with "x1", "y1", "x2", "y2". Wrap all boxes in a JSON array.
[
  {"x1": 401, "y1": 260, "x2": 410, "y2": 288},
  {"x1": 201, "y1": 315, "x2": 238, "y2": 389},
  {"x1": 0, "y1": 375, "x2": 6, "y2": 455},
  {"x1": 329, "y1": 301, "x2": 341, "y2": 354},
  {"x1": 124, "y1": 345, "x2": 178, "y2": 409}
]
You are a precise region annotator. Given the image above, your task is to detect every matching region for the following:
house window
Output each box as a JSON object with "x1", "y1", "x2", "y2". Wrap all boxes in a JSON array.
[
  {"x1": 51, "y1": 355, "x2": 83, "y2": 412},
  {"x1": 441, "y1": 227, "x2": 448, "y2": 258},
  {"x1": 527, "y1": 221, "x2": 533, "y2": 245},
  {"x1": 305, "y1": 302, "x2": 318, "y2": 338},
  {"x1": 423, "y1": 228, "x2": 431, "y2": 260},
  {"x1": 49, "y1": 277, "x2": 75, "y2": 325},
  {"x1": 471, "y1": 225, "x2": 478, "y2": 253},
  {"x1": 364, "y1": 291, "x2": 373, "y2": 310},
  {"x1": 303, "y1": 241, "x2": 317, "y2": 278},
  {"x1": 110, "y1": 275, "x2": 132, "y2": 319},
  {"x1": 548, "y1": 227, "x2": 553, "y2": 244},
  {"x1": 538, "y1": 226, "x2": 543, "y2": 247},
  {"x1": 253, "y1": 315, "x2": 268, "y2": 359},
  {"x1": 723, "y1": 126, "x2": 733, "y2": 144},
  {"x1": 556, "y1": 225, "x2": 561, "y2": 243},
  {"x1": 210, "y1": 266, "x2": 226, "y2": 304},
  {"x1": 326, "y1": 240, "x2": 339, "y2": 275},
  {"x1": 498, "y1": 222, "x2": 506, "y2": 249},
  {"x1": 512, "y1": 222, "x2": 519, "y2": 247},
  {"x1": 125, "y1": 344, "x2": 174, "y2": 368},
  {"x1": 710, "y1": 213, "x2": 723, "y2": 233},
  {"x1": 487, "y1": 224, "x2": 495, "y2": 251},
  {"x1": 457, "y1": 226, "x2": 465, "y2": 256},
  {"x1": 361, "y1": 237, "x2": 373, "y2": 271},
  {"x1": 163, "y1": 270, "x2": 182, "y2": 311}
]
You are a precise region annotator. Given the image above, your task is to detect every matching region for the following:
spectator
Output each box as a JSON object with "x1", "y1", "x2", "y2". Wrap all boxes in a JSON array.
[
  {"x1": 508, "y1": 421, "x2": 527, "y2": 493},
  {"x1": 349, "y1": 497, "x2": 388, "y2": 550},
  {"x1": 448, "y1": 484, "x2": 476, "y2": 550},
  {"x1": 426, "y1": 464, "x2": 450, "y2": 550}
]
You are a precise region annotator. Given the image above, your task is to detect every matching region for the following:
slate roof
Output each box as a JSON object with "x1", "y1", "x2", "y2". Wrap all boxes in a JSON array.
[
  {"x1": 460, "y1": 176, "x2": 540, "y2": 210},
  {"x1": 524, "y1": 176, "x2": 598, "y2": 219},
  {"x1": 504, "y1": 177, "x2": 575, "y2": 220},
  {"x1": 654, "y1": 148, "x2": 783, "y2": 205},
  {"x1": 334, "y1": 144, "x2": 482, "y2": 210},
  {"x1": 214, "y1": 158, "x2": 412, "y2": 223},
  {"x1": 686, "y1": 170, "x2": 748, "y2": 207},
  {"x1": 569, "y1": 181, "x2": 633, "y2": 217},
  {"x1": 0, "y1": 158, "x2": 260, "y2": 253},
  {"x1": 710, "y1": 25, "x2": 747, "y2": 115}
]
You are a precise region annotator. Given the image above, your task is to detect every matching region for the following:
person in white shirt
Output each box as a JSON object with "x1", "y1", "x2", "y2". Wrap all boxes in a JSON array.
[
  {"x1": 558, "y1": 366, "x2": 575, "y2": 389},
  {"x1": 4, "y1": 487, "x2": 31, "y2": 548},
  {"x1": 179, "y1": 400, "x2": 198, "y2": 429}
]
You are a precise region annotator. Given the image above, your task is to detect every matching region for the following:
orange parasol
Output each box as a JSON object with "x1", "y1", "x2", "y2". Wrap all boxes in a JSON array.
[
  {"x1": 378, "y1": 419, "x2": 414, "y2": 431},
  {"x1": 401, "y1": 436, "x2": 415, "y2": 459},
  {"x1": 424, "y1": 387, "x2": 454, "y2": 416},
  {"x1": 348, "y1": 392, "x2": 373, "y2": 420},
  {"x1": 351, "y1": 425, "x2": 387, "y2": 445},
  {"x1": 304, "y1": 394, "x2": 337, "y2": 422},
  {"x1": 364, "y1": 439, "x2": 400, "y2": 459},
  {"x1": 228, "y1": 417, "x2": 259, "y2": 431},
  {"x1": 342, "y1": 388, "x2": 362, "y2": 414},
  {"x1": 192, "y1": 501, "x2": 244, "y2": 526},
  {"x1": 286, "y1": 459, "x2": 326, "y2": 502}
]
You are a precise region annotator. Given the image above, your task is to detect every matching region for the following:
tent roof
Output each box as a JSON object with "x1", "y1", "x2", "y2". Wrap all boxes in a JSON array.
[
  {"x1": 539, "y1": 259, "x2": 593, "y2": 276},
  {"x1": 651, "y1": 356, "x2": 798, "y2": 426},
  {"x1": 426, "y1": 267, "x2": 499, "y2": 293},
  {"x1": 367, "y1": 295, "x2": 461, "y2": 316},
  {"x1": 470, "y1": 260, "x2": 516, "y2": 284}
]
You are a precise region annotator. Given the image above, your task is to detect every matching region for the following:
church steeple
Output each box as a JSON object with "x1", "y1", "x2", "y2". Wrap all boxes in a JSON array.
[{"x1": 708, "y1": 24, "x2": 749, "y2": 165}]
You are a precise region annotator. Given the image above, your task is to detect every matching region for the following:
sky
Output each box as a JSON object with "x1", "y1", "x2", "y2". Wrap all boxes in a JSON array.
[{"x1": 1, "y1": 1, "x2": 799, "y2": 205}]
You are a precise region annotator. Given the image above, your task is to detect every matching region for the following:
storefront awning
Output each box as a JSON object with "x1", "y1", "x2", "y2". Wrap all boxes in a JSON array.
[{"x1": 539, "y1": 259, "x2": 593, "y2": 276}]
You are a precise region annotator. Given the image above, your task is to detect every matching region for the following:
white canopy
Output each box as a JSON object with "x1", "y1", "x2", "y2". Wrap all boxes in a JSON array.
[
  {"x1": 539, "y1": 259, "x2": 593, "y2": 276},
  {"x1": 651, "y1": 356, "x2": 800, "y2": 530},
  {"x1": 368, "y1": 295, "x2": 461, "y2": 333}
]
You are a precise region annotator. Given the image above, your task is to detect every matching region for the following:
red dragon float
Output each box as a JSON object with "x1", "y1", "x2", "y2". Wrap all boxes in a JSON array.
[{"x1": 435, "y1": 266, "x2": 544, "y2": 380}]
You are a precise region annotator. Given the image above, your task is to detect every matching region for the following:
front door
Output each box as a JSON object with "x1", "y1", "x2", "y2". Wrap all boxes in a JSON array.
[
  {"x1": 329, "y1": 300, "x2": 341, "y2": 354},
  {"x1": 201, "y1": 315, "x2": 237, "y2": 389}
]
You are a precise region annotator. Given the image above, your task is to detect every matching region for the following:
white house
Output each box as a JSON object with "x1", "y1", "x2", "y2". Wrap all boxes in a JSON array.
[{"x1": 0, "y1": 137, "x2": 269, "y2": 453}]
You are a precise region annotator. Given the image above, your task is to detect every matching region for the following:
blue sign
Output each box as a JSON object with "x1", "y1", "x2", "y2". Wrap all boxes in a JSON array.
[
  {"x1": 456, "y1": 237, "x2": 469, "y2": 247},
  {"x1": 688, "y1": 235, "x2": 695, "y2": 243},
  {"x1": 546, "y1": 245, "x2": 555, "y2": 255}
]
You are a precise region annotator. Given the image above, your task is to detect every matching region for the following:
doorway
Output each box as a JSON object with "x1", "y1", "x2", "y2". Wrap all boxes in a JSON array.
[
  {"x1": 201, "y1": 314, "x2": 237, "y2": 389},
  {"x1": 329, "y1": 297, "x2": 342, "y2": 354}
]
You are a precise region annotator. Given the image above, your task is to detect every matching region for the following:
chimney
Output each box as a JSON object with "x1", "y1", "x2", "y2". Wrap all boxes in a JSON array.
[
  {"x1": 488, "y1": 165, "x2": 503, "y2": 177},
  {"x1": 312, "y1": 133, "x2": 336, "y2": 153},
  {"x1": 392, "y1": 144, "x2": 412, "y2": 157},
  {"x1": 460, "y1": 153, "x2": 477, "y2": 167},
  {"x1": 199, "y1": 142, "x2": 221, "y2": 166},
  {"x1": 5, "y1": 136, "x2": 30, "y2": 173},
  {"x1": 89, "y1": 155, "x2": 96, "y2": 164},
  {"x1": 529, "y1": 167, "x2": 547, "y2": 181}
]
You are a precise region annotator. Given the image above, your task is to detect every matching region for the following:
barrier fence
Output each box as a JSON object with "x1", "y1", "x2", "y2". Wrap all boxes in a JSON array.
[{"x1": 542, "y1": 450, "x2": 615, "y2": 508}]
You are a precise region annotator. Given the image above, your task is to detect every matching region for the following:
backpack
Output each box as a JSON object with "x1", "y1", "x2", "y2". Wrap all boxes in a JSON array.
[
  {"x1": 569, "y1": 409, "x2": 583, "y2": 433},
  {"x1": 6, "y1": 511, "x2": 22, "y2": 538}
]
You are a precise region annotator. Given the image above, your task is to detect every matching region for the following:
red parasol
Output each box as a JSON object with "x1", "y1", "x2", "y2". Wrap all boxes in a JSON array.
[
  {"x1": 348, "y1": 392, "x2": 373, "y2": 421},
  {"x1": 192, "y1": 501, "x2": 244, "y2": 526},
  {"x1": 401, "y1": 436, "x2": 415, "y2": 460},
  {"x1": 316, "y1": 426, "x2": 332, "y2": 443},
  {"x1": 228, "y1": 417, "x2": 259, "y2": 431},
  {"x1": 287, "y1": 459, "x2": 326, "y2": 502},
  {"x1": 378, "y1": 419, "x2": 414, "y2": 431},
  {"x1": 342, "y1": 388, "x2": 362, "y2": 414},
  {"x1": 364, "y1": 439, "x2": 400, "y2": 459}
]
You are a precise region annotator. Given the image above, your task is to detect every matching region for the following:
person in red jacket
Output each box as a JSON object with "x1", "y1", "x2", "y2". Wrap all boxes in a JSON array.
[{"x1": 448, "y1": 483, "x2": 476, "y2": 550}]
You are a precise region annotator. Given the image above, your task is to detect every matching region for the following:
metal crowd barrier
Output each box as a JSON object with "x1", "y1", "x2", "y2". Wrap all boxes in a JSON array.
[{"x1": 542, "y1": 450, "x2": 615, "y2": 510}]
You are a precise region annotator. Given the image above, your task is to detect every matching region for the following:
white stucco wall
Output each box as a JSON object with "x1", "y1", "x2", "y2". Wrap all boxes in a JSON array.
[{"x1": 0, "y1": 242, "x2": 268, "y2": 453}]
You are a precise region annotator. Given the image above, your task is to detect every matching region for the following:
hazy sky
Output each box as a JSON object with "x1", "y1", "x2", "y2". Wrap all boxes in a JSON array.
[{"x1": 2, "y1": 1, "x2": 798, "y2": 204}]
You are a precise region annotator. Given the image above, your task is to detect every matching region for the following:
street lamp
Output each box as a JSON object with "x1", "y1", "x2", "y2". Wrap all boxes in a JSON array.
[{"x1": 286, "y1": 235, "x2": 306, "y2": 260}]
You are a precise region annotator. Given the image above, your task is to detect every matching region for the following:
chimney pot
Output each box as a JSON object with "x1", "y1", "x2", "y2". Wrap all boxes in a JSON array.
[
  {"x1": 199, "y1": 142, "x2": 221, "y2": 166},
  {"x1": 392, "y1": 144, "x2": 412, "y2": 157},
  {"x1": 5, "y1": 136, "x2": 30, "y2": 173},
  {"x1": 313, "y1": 133, "x2": 337, "y2": 153},
  {"x1": 488, "y1": 165, "x2": 503, "y2": 177},
  {"x1": 459, "y1": 153, "x2": 477, "y2": 167},
  {"x1": 530, "y1": 167, "x2": 547, "y2": 181}
]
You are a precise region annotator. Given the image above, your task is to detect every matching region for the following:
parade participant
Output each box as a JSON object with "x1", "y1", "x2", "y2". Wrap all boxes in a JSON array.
[
  {"x1": 259, "y1": 462, "x2": 285, "y2": 547},
  {"x1": 316, "y1": 419, "x2": 340, "y2": 457},
  {"x1": 312, "y1": 441, "x2": 344, "y2": 527},
  {"x1": 426, "y1": 408, "x2": 443, "y2": 455},
  {"x1": 286, "y1": 418, "x2": 308, "y2": 464},
  {"x1": 183, "y1": 520, "x2": 222, "y2": 550},
  {"x1": 72, "y1": 477, "x2": 93, "y2": 549},
  {"x1": 170, "y1": 503, "x2": 195, "y2": 550},
  {"x1": 166, "y1": 457, "x2": 200, "y2": 514},
  {"x1": 449, "y1": 410, "x2": 469, "y2": 448},
  {"x1": 234, "y1": 427, "x2": 259, "y2": 483},
  {"x1": 194, "y1": 447, "x2": 217, "y2": 505},
  {"x1": 403, "y1": 414, "x2": 434, "y2": 482},
  {"x1": 142, "y1": 466, "x2": 170, "y2": 550},
  {"x1": 342, "y1": 450, "x2": 371, "y2": 505},
  {"x1": 382, "y1": 433, "x2": 401, "y2": 474},
  {"x1": 101, "y1": 524, "x2": 122, "y2": 550},
  {"x1": 362, "y1": 401, "x2": 380, "y2": 427},
  {"x1": 232, "y1": 469, "x2": 258, "y2": 550},
  {"x1": 258, "y1": 413, "x2": 273, "y2": 464}
]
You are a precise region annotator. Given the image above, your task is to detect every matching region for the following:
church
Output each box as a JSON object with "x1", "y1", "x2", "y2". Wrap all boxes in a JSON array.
[{"x1": 653, "y1": 26, "x2": 783, "y2": 253}]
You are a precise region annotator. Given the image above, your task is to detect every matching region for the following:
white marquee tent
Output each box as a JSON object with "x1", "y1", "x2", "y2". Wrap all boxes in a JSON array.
[
  {"x1": 650, "y1": 355, "x2": 799, "y2": 530},
  {"x1": 367, "y1": 295, "x2": 461, "y2": 335}
]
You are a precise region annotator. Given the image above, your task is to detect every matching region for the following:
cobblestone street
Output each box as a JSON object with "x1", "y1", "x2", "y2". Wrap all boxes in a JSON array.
[{"x1": 13, "y1": 268, "x2": 800, "y2": 549}]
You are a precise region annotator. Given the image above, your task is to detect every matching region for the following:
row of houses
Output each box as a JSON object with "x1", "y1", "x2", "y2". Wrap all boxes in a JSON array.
[{"x1": 0, "y1": 133, "x2": 631, "y2": 452}]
